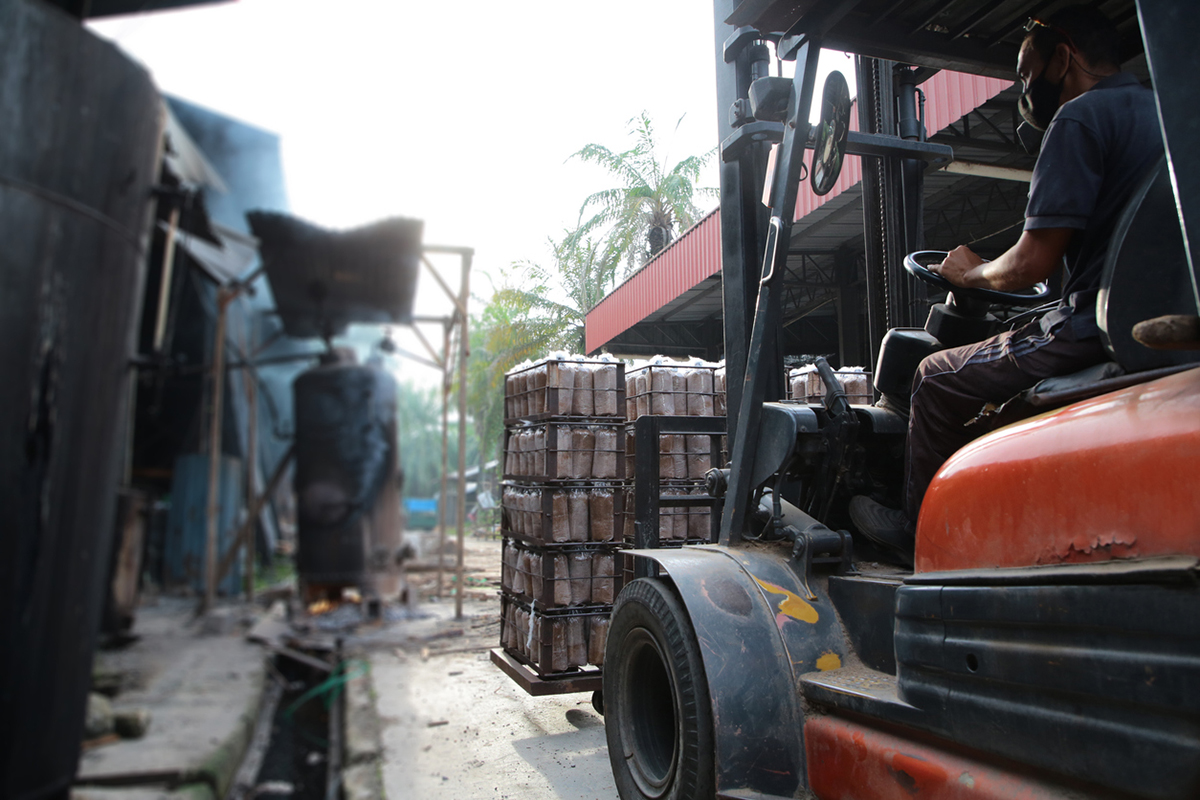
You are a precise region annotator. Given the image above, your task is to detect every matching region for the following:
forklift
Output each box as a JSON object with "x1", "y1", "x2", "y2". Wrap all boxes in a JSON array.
[{"x1": 601, "y1": 1, "x2": 1200, "y2": 798}]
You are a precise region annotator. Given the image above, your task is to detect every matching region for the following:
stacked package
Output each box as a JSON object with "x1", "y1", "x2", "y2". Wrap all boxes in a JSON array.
[
  {"x1": 625, "y1": 360, "x2": 724, "y2": 420},
  {"x1": 789, "y1": 365, "x2": 873, "y2": 405},
  {"x1": 499, "y1": 355, "x2": 626, "y2": 679},
  {"x1": 623, "y1": 359, "x2": 727, "y2": 548},
  {"x1": 505, "y1": 356, "x2": 623, "y2": 420}
]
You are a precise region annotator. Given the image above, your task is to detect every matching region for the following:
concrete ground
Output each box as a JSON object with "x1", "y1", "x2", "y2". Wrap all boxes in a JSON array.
[
  {"x1": 367, "y1": 613, "x2": 618, "y2": 800},
  {"x1": 76, "y1": 597, "x2": 268, "y2": 800},
  {"x1": 357, "y1": 533, "x2": 620, "y2": 800}
]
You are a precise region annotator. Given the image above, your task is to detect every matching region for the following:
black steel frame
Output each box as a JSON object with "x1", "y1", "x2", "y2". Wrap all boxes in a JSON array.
[
  {"x1": 714, "y1": 5, "x2": 939, "y2": 544},
  {"x1": 628, "y1": 414, "x2": 727, "y2": 579}
]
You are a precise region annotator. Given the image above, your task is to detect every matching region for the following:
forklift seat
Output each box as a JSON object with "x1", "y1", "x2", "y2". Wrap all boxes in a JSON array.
[
  {"x1": 1096, "y1": 157, "x2": 1198, "y2": 372},
  {"x1": 1020, "y1": 158, "x2": 1199, "y2": 409}
]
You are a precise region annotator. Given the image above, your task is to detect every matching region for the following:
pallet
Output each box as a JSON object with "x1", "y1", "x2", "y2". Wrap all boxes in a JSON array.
[{"x1": 489, "y1": 648, "x2": 602, "y2": 696}]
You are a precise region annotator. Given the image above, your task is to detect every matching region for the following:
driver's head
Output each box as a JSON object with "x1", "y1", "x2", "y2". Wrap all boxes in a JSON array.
[{"x1": 1017, "y1": 5, "x2": 1121, "y2": 130}]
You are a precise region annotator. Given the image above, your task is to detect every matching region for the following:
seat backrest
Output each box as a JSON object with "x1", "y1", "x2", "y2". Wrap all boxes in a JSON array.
[{"x1": 1097, "y1": 159, "x2": 1200, "y2": 371}]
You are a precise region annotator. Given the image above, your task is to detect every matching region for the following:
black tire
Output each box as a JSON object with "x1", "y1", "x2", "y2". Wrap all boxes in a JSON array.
[{"x1": 604, "y1": 578, "x2": 715, "y2": 800}]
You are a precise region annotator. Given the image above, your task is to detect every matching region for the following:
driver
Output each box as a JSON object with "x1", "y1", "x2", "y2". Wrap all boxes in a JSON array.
[{"x1": 850, "y1": 5, "x2": 1163, "y2": 562}]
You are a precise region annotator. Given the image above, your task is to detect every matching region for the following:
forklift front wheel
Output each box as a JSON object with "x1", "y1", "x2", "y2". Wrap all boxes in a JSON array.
[{"x1": 604, "y1": 578, "x2": 714, "y2": 800}]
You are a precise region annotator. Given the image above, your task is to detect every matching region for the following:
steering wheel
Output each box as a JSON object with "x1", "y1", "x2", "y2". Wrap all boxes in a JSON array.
[{"x1": 904, "y1": 251, "x2": 1052, "y2": 307}]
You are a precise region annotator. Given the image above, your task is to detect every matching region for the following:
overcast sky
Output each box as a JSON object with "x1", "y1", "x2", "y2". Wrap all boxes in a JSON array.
[{"x1": 91, "y1": 1, "x2": 852, "y2": 383}]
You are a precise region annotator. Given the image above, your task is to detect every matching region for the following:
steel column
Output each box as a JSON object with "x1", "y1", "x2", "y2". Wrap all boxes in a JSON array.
[
  {"x1": 715, "y1": 4, "x2": 778, "y2": 446},
  {"x1": 720, "y1": 40, "x2": 823, "y2": 545}
]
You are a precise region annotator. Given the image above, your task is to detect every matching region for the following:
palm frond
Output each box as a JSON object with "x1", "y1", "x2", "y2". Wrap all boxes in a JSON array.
[{"x1": 570, "y1": 110, "x2": 717, "y2": 271}]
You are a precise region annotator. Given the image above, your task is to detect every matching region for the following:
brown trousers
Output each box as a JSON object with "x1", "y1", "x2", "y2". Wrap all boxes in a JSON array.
[{"x1": 904, "y1": 318, "x2": 1109, "y2": 519}]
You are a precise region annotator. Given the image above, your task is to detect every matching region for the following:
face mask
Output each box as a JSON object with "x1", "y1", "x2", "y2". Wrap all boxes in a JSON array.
[{"x1": 1018, "y1": 57, "x2": 1067, "y2": 131}]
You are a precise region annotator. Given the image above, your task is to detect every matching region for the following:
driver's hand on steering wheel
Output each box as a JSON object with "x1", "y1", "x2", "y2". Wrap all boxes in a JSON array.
[{"x1": 932, "y1": 245, "x2": 985, "y2": 288}]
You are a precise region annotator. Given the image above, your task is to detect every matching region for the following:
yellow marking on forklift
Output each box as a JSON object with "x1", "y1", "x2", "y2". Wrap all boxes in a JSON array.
[
  {"x1": 752, "y1": 577, "x2": 819, "y2": 623},
  {"x1": 816, "y1": 652, "x2": 842, "y2": 671}
]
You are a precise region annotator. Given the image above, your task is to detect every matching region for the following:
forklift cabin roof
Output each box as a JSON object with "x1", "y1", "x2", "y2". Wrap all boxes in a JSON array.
[{"x1": 728, "y1": 0, "x2": 1144, "y2": 79}]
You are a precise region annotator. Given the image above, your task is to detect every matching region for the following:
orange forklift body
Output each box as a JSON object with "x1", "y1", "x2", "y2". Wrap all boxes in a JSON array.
[{"x1": 917, "y1": 367, "x2": 1200, "y2": 573}]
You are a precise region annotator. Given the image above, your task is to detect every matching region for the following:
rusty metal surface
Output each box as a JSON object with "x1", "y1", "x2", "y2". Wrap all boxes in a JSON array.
[
  {"x1": 251, "y1": 211, "x2": 423, "y2": 339},
  {"x1": 0, "y1": 1, "x2": 164, "y2": 796},
  {"x1": 489, "y1": 648, "x2": 604, "y2": 697},
  {"x1": 630, "y1": 544, "x2": 848, "y2": 798},
  {"x1": 293, "y1": 363, "x2": 401, "y2": 593},
  {"x1": 805, "y1": 715, "x2": 1086, "y2": 799}
]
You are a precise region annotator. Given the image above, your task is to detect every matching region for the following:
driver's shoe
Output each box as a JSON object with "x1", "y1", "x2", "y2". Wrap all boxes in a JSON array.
[{"x1": 849, "y1": 496, "x2": 915, "y2": 566}]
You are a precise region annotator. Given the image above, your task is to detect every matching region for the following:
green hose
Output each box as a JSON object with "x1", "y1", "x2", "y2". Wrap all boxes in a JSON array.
[{"x1": 282, "y1": 658, "x2": 370, "y2": 721}]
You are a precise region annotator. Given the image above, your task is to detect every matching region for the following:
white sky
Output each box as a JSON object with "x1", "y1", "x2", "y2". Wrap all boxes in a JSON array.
[{"x1": 90, "y1": 1, "x2": 853, "y2": 385}]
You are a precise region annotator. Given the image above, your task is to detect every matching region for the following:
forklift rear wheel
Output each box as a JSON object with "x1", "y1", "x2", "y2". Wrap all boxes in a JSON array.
[{"x1": 604, "y1": 578, "x2": 714, "y2": 800}]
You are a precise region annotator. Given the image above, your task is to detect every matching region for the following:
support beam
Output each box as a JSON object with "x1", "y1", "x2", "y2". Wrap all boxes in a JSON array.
[
  {"x1": 436, "y1": 323, "x2": 451, "y2": 598},
  {"x1": 152, "y1": 205, "x2": 180, "y2": 353},
  {"x1": 941, "y1": 161, "x2": 1032, "y2": 183},
  {"x1": 215, "y1": 445, "x2": 295, "y2": 586},
  {"x1": 203, "y1": 288, "x2": 231, "y2": 612},
  {"x1": 243, "y1": 328, "x2": 257, "y2": 602},
  {"x1": 421, "y1": 255, "x2": 468, "y2": 318},
  {"x1": 411, "y1": 323, "x2": 445, "y2": 368},
  {"x1": 455, "y1": 251, "x2": 472, "y2": 621}
]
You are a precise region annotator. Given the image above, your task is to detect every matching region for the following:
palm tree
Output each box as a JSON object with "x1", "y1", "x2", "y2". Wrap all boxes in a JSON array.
[
  {"x1": 572, "y1": 112, "x2": 716, "y2": 275},
  {"x1": 504, "y1": 234, "x2": 621, "y2": 352},
  {"x1": 465, "y1": 233, "x2": 620, "y2": 466}
]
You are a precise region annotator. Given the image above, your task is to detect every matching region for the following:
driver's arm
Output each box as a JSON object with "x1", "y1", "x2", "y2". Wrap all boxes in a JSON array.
[{"x1": 932, "y1": 227, "x2": 1074, "y2": 292}]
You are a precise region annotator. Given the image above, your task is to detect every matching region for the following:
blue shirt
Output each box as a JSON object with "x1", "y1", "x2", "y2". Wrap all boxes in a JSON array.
[{"x1": 1024, "y1": 72, "x2": 1163, "y2": 338}]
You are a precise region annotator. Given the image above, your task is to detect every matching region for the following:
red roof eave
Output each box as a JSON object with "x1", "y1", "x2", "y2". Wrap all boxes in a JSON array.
[
  {"x1": 584, "y1": 70, "x2": 1015, "y2": 354},
  {"x1": 585, "y1": 207, "x2": 722, "y2": 354}
]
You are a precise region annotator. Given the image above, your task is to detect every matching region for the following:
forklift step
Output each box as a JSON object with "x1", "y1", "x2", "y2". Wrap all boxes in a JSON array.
[{"x1": 799, "y1": 667, "x2": 924, "y2": 730}]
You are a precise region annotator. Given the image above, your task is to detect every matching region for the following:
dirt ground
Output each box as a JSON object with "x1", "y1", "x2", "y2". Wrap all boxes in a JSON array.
[
  {"x1": 402, "y1": 526, "x2": 508, "y2": 604},
  {"x1": 362, "y1": 532, "x2": 620, "y2": 800}
]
